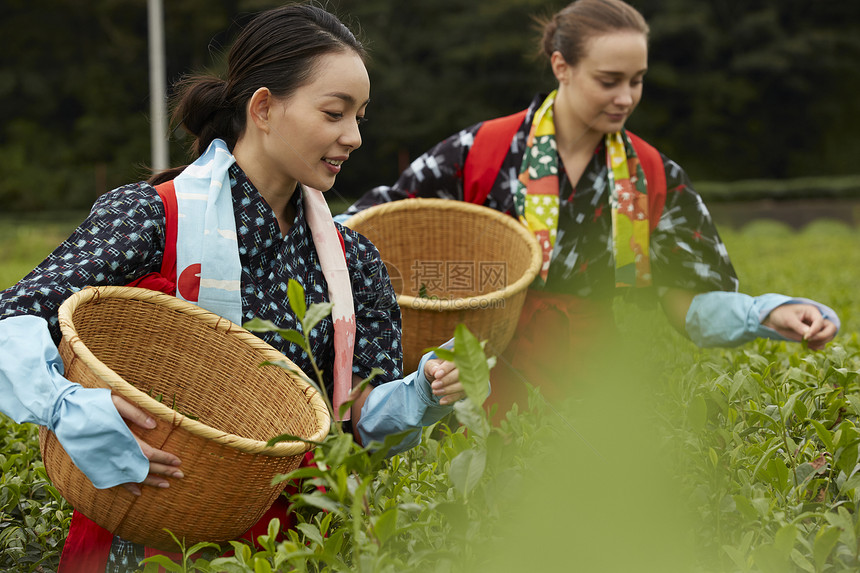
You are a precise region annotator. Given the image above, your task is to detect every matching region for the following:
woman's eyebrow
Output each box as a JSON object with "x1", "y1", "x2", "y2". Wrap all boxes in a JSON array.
[
  {"x1": 324, "y1": 92, "x2": 371, "y2": 107},
  {"x1": 596, "y1": 68, "x2": 648, "y2": 77}
]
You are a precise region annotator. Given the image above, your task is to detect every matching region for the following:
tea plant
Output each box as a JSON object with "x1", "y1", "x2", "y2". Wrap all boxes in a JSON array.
[
  {"x1": 165, "y1": 281, "x2": 550, "y2": 572},
  {"x1": 658, "y1": 336, "x2": 860, "y2": 572},
  {"x1": 0, "y1": 421, "x2": 70, "y2": 572},
  {"x1": 2, "y1": 223, "x2": 860, "y2": 572}
]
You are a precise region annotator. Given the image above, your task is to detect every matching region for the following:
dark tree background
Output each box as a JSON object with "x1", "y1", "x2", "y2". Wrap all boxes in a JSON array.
[{"x1": 1, "y1": 0, "x2": 859, "y2": 212}]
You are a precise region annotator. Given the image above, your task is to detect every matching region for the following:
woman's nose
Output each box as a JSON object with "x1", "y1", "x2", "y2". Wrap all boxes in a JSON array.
[
  {"x1": 341, "y1": 120, "x2": 362, "y2": 150},
  {"x1": 614, "y1": 88, "x2": 634, "y2": 107}
]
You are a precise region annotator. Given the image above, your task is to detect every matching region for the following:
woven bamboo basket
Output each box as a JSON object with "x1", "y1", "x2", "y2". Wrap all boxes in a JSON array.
[
  {"x1": 345, "y1": 198, "x2": 542, "y2": 372},
  {"x1": 38, "y1": 286, "x2": 330, "y2": 551}
]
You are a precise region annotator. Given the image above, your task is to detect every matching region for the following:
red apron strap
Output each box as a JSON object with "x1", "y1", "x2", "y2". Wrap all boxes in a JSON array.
[
  {"x1": 463, "y1": 109, "x2": 528, "y2": 206},
  {"x1": 125, "y1": 180, "x2": 178, "y2": 294},
  {"x1": 627, "y1": 131, "x2": 667, "y2": 234},
  {"x1": 155, "y1": 180, "x2": 178, "y2": 283}
]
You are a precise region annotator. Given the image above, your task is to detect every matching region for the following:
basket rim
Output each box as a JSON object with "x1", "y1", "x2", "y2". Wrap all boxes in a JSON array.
[
  {"x1": 344, "y1": 198, "x2": 542, "y2": 311},
  {"x1": 58, "y1": 285, "x2": 331, "y2": 456}
]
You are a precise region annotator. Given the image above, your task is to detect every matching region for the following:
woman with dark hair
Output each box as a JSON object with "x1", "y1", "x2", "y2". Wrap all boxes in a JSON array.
[
  {"x1": 337, "y1": 0, "x2": 840, "y2": 414},
  {"x1": 0, "y1": 4, "x2": 466, "y2": 570}
]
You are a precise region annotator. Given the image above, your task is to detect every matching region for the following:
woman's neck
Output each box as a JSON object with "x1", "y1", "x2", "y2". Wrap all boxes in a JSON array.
[
  {"x1": 552, "y1": 101, "x2": 604, "y2": 159},
  {"x1": 233, "y1": 139, "x2": 298, "y2": 236}
]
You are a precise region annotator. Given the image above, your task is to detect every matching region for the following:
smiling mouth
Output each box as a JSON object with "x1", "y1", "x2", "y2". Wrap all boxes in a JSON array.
[{"x1": 323, "y1": 158, "x2": 344, "y2": 166}]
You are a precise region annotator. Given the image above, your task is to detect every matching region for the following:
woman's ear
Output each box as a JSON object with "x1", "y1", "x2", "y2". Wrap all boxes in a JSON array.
[
  {"x1": 550, "y1": 51, "x2": 570, "y2": 83},
  {"x1": 247, "y1": 87, "x2": 272, "y2": 133}
]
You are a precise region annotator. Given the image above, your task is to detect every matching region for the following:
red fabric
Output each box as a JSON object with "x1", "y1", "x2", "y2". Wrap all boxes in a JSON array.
[
  {"x1": 626, "y1": 131, "x2": 667, "y2": 233},
  {"x1": 487, "y1": 290, "x2": 616, "y2": 423},
  {"x1": 463, "y1": 110, "x2": 528, "y2": 206},
  {"x1": 59, "y1": 511, "x2": 114, "y2": 573},
  {"x1": 126, "y1": 181, "x2": 178, "y2": 294},
  {"x1": 461, "y1": 108, "x2": 668, "y2": 231}
]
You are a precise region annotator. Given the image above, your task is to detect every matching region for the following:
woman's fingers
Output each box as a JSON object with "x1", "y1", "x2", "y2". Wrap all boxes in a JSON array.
[
  {"x1": 765, "y1": 304, "x2": 837, "y2": 349},
  {"x1": 136, "y1": 435, "x2": 182, "y2": 472},
  {"x1": 806, "y1": 321, "x2": 838, "y2": 350},
  {"x1": 438, "y1": 391, "x2": 465, "y2": 405},
  {"x1": 119, "y1": 438, "x2": 184, "y2": 495},
  {"x1": 112, "y1": 398, "x2": 184, "y2": 494},
  {"x1": 111, "y1": 394, "x2": 157, "y2": 430},
  {"x1": 121, "y1": 483, "x2": 142, "y2": 496},
  {"x1": 424, "y1": 358, "x2": 466, "y2": 404}
]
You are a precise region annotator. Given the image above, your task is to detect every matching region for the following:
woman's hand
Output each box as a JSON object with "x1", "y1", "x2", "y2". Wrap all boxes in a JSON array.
[
  {"x1": 111, "y1": 395, "x2": 184, "y2": 496},
  {"x1": 763, "y1": 304, "x2": 838, "y2": 350},
  {"x1": 425, "y1": 359, "x2": 465, "y2": 405}
]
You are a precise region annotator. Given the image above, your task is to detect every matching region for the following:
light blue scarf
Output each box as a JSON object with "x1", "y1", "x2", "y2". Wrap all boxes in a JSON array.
[{"x1": 172, "y1": 139, "x2": 243, "y2": 324}]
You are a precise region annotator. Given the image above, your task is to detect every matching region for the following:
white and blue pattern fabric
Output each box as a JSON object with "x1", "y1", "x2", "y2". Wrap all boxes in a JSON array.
[{"x1": 173, "y1": 139, "x2": 242, "y2": 324}]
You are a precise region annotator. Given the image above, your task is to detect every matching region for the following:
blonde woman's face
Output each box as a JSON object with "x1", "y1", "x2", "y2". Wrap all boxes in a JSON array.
[{"x1": 554, "y1": 31, "x2": 648, "y2": 137}]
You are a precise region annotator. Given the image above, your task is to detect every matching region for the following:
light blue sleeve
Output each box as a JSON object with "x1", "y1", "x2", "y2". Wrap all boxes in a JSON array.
[
  {"x1": 0, "y1": 315, "x2": 149, "y2": 489},
  {"x1": 332, "y1": 213, "x2": 351, "y2": 225},
  {"x1": 357, "y1": 346, "x2": 453, "y2": 456},
  {"x1": 685, "y1": 292, "x2": 841, "y2": 348}
]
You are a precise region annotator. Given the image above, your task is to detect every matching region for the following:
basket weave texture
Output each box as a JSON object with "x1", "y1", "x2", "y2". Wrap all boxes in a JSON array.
[
  {"x1": 38, "y1": 286, "x2": 330, "y2": 551},
  {"x1": 345, "y1": 198, "x2": 541, "y2": 371}
]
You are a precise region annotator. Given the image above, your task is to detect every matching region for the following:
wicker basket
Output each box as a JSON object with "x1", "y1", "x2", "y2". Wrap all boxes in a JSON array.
[
  {"x1": 345, "y1": 198, "x2": 541, "y2": 371},
  {"x1": 38, "y1": 286, "x2": 330, "y2": 551}
]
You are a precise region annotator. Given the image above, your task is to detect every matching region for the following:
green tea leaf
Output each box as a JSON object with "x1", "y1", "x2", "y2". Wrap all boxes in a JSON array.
[
  {"x1": 774, "y1": 524, "x2": 797, "y2": 555},
  {"x1": 453, "y1": 399, "x2": 488, "y2": 438},
  {"x1": 452, "y1": 324, "x2": 490, "y2": 407},
  {"x1": 186, "y1": 541, "x2": 221, "y2": 556},
  {"x1": 293, "y1": 493, "x2": 342, "y2": 514},
  {"x1": 834, "y1": 441, "x2": 860, "y2": 475},
  {"x1": 687, "y1": 395, "x2": 707, "y2": 431},
  {"x1": 373, "y1": 507, "x2": 399, "y2": 545},
  {"x1": 266, "y1": 433, "x2": 322, "y2": 448},
  {"x1": 296, "y1": 523, "x2": 325, "y2": 548},
  {"x1": 429, "y1": 347, "x2": 455, "y2": 362},
  {"x1": 288, "y1": 278, "x2": 307, "y2": 321},
  {"x1": 807, "y1": 419, "x2": 835, "y2": 452},
  {"x1": 304, "y1": 301, "x2": 334, "y2": 333},
  {"x1": 449, "y1": 448, "x2": 486, "y2": 497},
  {"x1": 139, "y1": 555, "x2": 184, "y2": 573},
  {"x1": 325, "y1": 432, "x2": 354, "y2": 467},
  {"x1": 813, "y1": 526, "x2": 840, "y2": 571},
  {"x1": 244, "y1": 319, "x2": 308, "y2": 351}
]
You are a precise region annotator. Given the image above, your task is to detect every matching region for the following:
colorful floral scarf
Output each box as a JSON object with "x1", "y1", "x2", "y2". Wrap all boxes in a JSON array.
[{"x1": 514, "y1": 91, "x2": 652, "y2": 288}]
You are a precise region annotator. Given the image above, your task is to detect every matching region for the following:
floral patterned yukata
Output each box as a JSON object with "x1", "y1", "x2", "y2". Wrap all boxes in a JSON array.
[{"x1": 341, "y1": 93, "x2": 739, "y2": 412}]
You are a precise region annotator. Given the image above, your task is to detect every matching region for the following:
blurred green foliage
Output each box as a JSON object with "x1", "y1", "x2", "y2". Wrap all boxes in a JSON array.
[{"x1": 2, "y1": 0, "x2": 860, "y2": 212}]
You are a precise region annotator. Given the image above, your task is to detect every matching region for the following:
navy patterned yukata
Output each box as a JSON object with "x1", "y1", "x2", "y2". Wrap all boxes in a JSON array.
[
  {"x1": 1, "y1": 164, "x2": 404, "y2": 570},
  {"x1": 0, "y1": 164, "x2": 403, "y2": 393}
]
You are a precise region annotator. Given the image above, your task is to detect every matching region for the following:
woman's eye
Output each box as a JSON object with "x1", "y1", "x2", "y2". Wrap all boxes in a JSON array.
[
  {"x1": 599, "y1": 80, "x2": 618, "y2": 88},
  {"x1": 325, "y1": 111, "x2": 344, "y2": 120}
]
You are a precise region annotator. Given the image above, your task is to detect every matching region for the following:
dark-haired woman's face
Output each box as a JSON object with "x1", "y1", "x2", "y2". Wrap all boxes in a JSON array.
[{"x1": 266, "y1": 51, "x2": 370, "y2": 192}]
